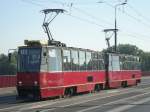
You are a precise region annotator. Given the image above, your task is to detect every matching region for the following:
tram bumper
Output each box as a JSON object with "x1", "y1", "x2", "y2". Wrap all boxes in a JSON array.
[{"x1": 17, "y1": 85, "x2": 41, "y2": 99}]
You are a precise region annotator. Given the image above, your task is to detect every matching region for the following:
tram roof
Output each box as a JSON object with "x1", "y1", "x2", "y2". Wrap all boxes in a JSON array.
[{"x1": 19, "y1": 40, "x2": 139, "y2": 58}]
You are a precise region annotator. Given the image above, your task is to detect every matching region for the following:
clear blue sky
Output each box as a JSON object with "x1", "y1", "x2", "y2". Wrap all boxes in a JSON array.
[{"x1": 0, "y1": 0, "x2": 150, "y2": 54}]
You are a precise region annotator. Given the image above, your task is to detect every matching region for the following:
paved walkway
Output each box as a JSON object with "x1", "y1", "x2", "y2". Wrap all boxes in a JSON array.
[{"x1": 0, "y1": 87, "x2": 16, "y2": 96}]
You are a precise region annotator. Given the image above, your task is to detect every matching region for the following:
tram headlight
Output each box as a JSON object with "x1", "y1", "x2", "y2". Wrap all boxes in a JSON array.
[
  {"x1": 18, "y1": 81, "x2": 22, "y2": 86},
  {"x1": 34, "y1": 81, "x2": 38, "y2": 86}
]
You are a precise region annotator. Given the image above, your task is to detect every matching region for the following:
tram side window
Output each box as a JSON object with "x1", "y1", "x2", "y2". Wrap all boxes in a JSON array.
[
  {"x1": 48, "y1": 49, "x2": 62, "y2": 71},
  {"x1": 79, "y1": 51, "x2": 86, "y2": 71},
  {"x1": 122, "y1": 61, "x2": 133, "y2": 70},
  {"x1": 97, "y1": 53, "x2": 104, "y2": 70},
  {"x1": 92, "y1": 52, "x2": 98, "y2": 70},
  {"x1": 71, "y1": 50, "x2": 79, "y2": 71},
  {"x1": 63, "y1": 50, "x2": 71, "y2": 71},
  {"x1": 133, "y1": 57, "x2": 141, "y2": 70},
  {"x1": 133, "y1": 61, "x2": 140, "y2": 70},
  {"x1": 98, "y1": 60, "x2": 104, "y2": 70},
  {"x1": 119, "y1": 56, "x2": 123, "y2": 70},
  {"x1": 120, "y1": 56, "x2": 141, "y2": 70},
  {"x1": 129, "y1": 61, "x2": 140, "y2": 70},
  {"x1": 86, "y1": 52, "x2": 92, "y2": 70}
]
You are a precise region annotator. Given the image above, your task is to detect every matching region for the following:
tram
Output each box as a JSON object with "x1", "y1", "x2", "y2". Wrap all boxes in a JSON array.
[
  {"x1": 16, "y1": 40, "x2": 141, "y2": 99},
  {"x1": 15, "y1": 8, "x2": 141, "y2": 99}
]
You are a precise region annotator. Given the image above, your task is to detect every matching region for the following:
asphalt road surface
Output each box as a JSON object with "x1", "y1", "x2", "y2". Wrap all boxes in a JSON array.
[{"x1": 0, "y1": 77, "x2": 150, "y2": 112}]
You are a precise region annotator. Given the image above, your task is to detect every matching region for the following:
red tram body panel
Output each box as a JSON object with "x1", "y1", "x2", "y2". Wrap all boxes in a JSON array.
[
  {"x1": 106, "y1": 53, "x2": 141, "y2": 88},
  {"x1": 39, "y1": 71, "x2": 106, "y2": 98},
  {"x1": 17, "y1": 71, "x2": 106, "y2": 98},
  {"x1": 108, "y1": 70, "x2": 141, "y2": 88}
]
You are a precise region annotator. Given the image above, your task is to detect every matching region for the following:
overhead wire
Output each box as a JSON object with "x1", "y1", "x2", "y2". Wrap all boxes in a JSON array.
[
  {"x1": 64, "y1": 13, "x2": 106, "y2": 28},
  {"x1": 120, "y1": 31, "x2": 150, "y2": 42},
  {"x1": 127, "y1": 4, "x2": 150, "y2": 24},
  {"x1": 121, "y1": 29, "x2": 150, "y2": 39},
  {"x1": 119, "y1": 34, "x2": 150, "y2": 50},
  {"x1": 20, "y1": 0, "x2": 107, "y2": 28},
  {"x1": 20, "y1": 0, "x2": 150, "y2": 44},
  {"x1": 71, "y1": 6, "x2": 114, "y2": 26},
  {"x1": 34, "y1": 0, "x2": 113, "y2": 26},
  {"x1": 68, "y1": 1, "x2": 150, "y2": 38},
  {"x1": 102, "y1": 1, "x2": 150, "y2": 42},
  {"x1": 29, "y1": 0, "x2": 147, "y2": 30},
  {"x1": 21, "y1": 0, "x2": 44, "y2": 7},
  {"x1": 45, "y1": 0, "x2": 113, "y2": 27},
  {"x1": 96, "y1": 1, "x2": 150, "y2": 43},
  {"x1": 104, "y1": 1, "x2": 150, "y2": 29}
]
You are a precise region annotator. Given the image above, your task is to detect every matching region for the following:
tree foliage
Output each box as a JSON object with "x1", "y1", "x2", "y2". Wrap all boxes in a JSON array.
[
  {"x1": 117, "y1": 44, "x2": 144, "y2": 56},
  {"x1": 103, "y1": 44, "x2": 144, "y2": 56},
  {"x1": 0, "y1": 52, "x2": 17, "y2": 75}
]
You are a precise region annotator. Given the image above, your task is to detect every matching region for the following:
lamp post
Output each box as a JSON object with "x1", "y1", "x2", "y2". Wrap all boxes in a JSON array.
[
  {"x1": 114, "y1": 2, "x2": 127, "y2": 52},
  {"x1": 98, "y1": 1, "x2": 127, "y2": 52}
]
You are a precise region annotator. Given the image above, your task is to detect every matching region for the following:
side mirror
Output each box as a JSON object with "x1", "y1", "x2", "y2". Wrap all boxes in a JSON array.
[
  {"x1": 8, "y1": 53, "x2": 12, "y2": 62},
  {"x1": 8, "y1": 49, "x2": 17, "y2": 62}
]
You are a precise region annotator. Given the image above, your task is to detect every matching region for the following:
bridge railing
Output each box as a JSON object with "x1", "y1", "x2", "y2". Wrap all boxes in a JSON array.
[{"x1": 0, "y1": 75, "x2": 16, "y2": 88}]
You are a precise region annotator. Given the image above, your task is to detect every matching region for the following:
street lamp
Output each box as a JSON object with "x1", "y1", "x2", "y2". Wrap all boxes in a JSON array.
[
  {"x1": 98, "y1": 1, "x2": 127, "y2": 52},
  {"x1": 114, "y1": 2, "x2": 127, "y2": 52}
]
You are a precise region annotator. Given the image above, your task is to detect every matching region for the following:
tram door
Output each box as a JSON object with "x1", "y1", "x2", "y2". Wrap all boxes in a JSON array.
[
  {"x1": 40, "y1": 47, "x2": 49, "y2": 71},
  {"x1": 108, "y1": 54, "x2": 121, "y2": 86}
]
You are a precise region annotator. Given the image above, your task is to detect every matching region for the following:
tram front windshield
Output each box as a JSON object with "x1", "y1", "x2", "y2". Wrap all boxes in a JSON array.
[{"x1": 18, "y1": 48, "x2": 41, "y2": 72}]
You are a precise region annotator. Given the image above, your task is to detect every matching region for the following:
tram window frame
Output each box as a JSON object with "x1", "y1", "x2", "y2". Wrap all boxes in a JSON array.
[
  {"x1": 92, "y1": 52, "x2": 99, "y2": 70},
  {"x1": 98, "y1": 59, "x2": 105, "y2": 70},
  {"x1": 86, "y1": 51, "x2": 92, "y2": 70},
  {"x1": 48, "y1": 48, "x2": 62, "y2": 72},
  {"x1": 62, "y1": 49, "x2": 71, "y2": 71},
  {"x1": 120, "y1": 55, "x2": 141, "y2": 70},
  {"x1": 71, "y1": 49, "x2": 79, "y2": 71},
  {"x1": 97, "y1": 53, "x2": 105, "y2": 70},
  {"x1": 134, "y1": 61, "x2": 141, "y2": 70},
  {"x1": 79, "y1": 50, "x2": 86, "y2": 71}
]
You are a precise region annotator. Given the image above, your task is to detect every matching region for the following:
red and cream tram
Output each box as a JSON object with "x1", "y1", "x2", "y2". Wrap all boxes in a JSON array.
[{"x1": 16, "y1": 40, "x2": 141, "y2": 99}]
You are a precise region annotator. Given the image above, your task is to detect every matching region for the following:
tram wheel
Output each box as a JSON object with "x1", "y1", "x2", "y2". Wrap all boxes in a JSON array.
[
  {"x1": 95, "y1": 84, "x2": 101, "y2": 92},
  {"x1": 65, "y1": 87, "x2": 76, "y2": 97},
  {"x1": 122, "y1": 81, "x2": 127, "y2": 88}
]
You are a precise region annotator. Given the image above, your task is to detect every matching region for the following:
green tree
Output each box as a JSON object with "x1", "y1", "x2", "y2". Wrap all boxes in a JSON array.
[
  {"x1": 117, "y1": 44, "x2": 144, "y2": 56},
  {"x1": 0, "y1": 52, "x2": 17, "y2": 75},
  {"x1": 103, "y1": 44, "x2": 144, "y2": 56}
]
